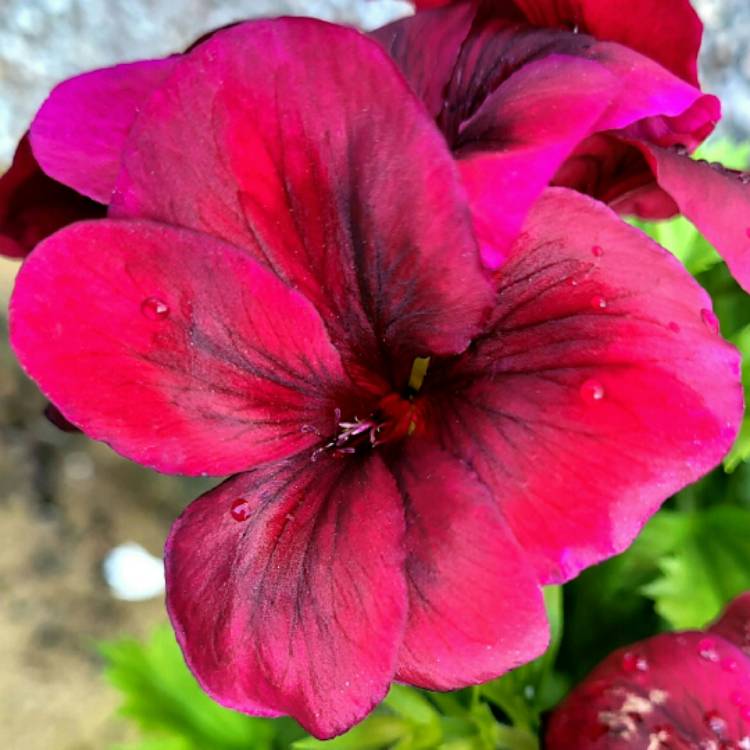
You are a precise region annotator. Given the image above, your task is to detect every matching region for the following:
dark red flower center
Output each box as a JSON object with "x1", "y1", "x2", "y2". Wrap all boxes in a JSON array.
[{"x1": 313, "y1": 357, "x2": 430, "y2": 461}]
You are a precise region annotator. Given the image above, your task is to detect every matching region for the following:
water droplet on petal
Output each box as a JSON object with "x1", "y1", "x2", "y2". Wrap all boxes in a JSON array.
[
  {"x1": 668, "y1": 321, "x2": 681, "y2": 333},
  {"x1": 701, "y1": 308, "x2": 720, "y2": 334},
  {"x1": 580, "y1": 379, "x2": 605, "y2": 403},
  {"x1": 590, "y1": 295, "x2": 607, "y2": 310},
  {"x1": 721, "y1": 658, "x2": 739, "y2": 673},
  {"x1": 699, "y1": 637, "x2": 720, "y2": 661},
  {"x1": 591, "y1": 244, "x2": 604, "y2": 257},
  {"x1": 141, "y1": 297, "x2": 170, "y2": 320},
  {"x1": 567, "y1": 276, "x2": 579, "y2": 287},
  {"x1": 704, "y1": 710, "x2": 727, "y2": 736},
  {"x1": 621, "y1": 651, "x2": 648, "y2": 673},
  {"x1": 730, "y1": 691, "x2": 746, "y2": 706},
  {"x1": 230, "y1": 498, "x2": 251, "y2": 522}
]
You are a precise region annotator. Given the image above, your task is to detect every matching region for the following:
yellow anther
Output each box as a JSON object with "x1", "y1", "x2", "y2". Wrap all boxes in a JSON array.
[{"x1": 408, "y1": 356, "x2": 430, "y2": 393}]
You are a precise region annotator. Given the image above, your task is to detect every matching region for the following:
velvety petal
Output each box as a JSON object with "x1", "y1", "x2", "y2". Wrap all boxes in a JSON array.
[
  {"x1": 509, "y1": 0, "x2": 703, "y2": 86},
  {"x1": 374, "y1": 6, "x2": 715, "y2": 265},
  {"x1": 390, "y1": 441, "x2": 548, "y2": 689},
  {"x1": 553, "y1": 133, "x2": 680, "y2": 218},
  {"x1": 546, "y1": 631, "x2": 750, "y2": 748},
  {"x1": 429, "y1": 188, "x2": 742, "y2": 583},
  {"x1": 0, "y1": 135, "x2": 103, "y2": 258},
  {"x1": 111, "y1": 19, "x2": 494, "y2": 367},
  {"x1": 628, "y1": 142, "x2": 750, "y2": 294},
  {"x1": 165, "y1": 453, "x2": 408, "y2": 739},
  {"x1": 10, "y1": 219, "x2": 350, "y2": 476},
  {"x1": 710, "y1": 592, "x2": 750, "y2": 657},
  {"x1": 455, "y1": 55, "x2": 619, "y2": 267},
  {"x1": 29, "y1": 58, "x2": 176, "y2": 203},
  {"x1": 408, "y1": 0, "x2": 703, "y2": 85},
  {"x1": 370, "y1": 2, "x2": 476, "y2": 120}
]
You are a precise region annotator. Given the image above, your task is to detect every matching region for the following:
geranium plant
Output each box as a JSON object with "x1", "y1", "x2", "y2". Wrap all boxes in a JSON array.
[{"x1": 2, "y1": 0, "x2": 750, "y2": 746}]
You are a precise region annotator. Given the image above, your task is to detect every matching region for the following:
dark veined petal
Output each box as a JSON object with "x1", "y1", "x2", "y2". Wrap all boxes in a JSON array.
[
  {"x1": 0, "y1": 135, "x2": 103, "y2": 258},
  {"x1": 370, "y1": 2, "x2": 476, "y2": 120},
  {"x1": 429, "y1": 188, "x2": 741, "y2": 584},
  {"x1": 373, "y1": 5, "x2": 715, "y2": 266},
  {"x1": 546, "y1": 630, "x2": 750, "y2": 748},
  {"x1": 165, "y1": 453, "x2": 408, "y2": 739},
  {"x1": 390, "y1": 441, "x2": 548, "y2": 689},
  {"x1": 507, "y1": 0, "x2": 703, "y2": 85},
  {"x1": 455, "y1": 55, "x2": 619, "y2": 267},
  {"x1": 10, "y1": 220, "x2": 350, "y2": 476},
  {"x1": 29, "y1": 58, "x2": 176, "y2": 203},
  {"x1": 408, "y1": 0, "x2": 703, "y2": 86},
  {"x1": 111, "y1": 18, "x2": 494, "y2": 368}
]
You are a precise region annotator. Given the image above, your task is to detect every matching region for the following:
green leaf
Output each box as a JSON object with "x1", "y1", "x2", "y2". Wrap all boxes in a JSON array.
[
  {"x1": 102, "y1": 625, "x2": 305, "y2": 750},
  {"x1": 641, "y1": 505, "x2": 750, "y2": 628},
  {"x1": 293, "y1": 716, "x2": 408, "y2": 750}
]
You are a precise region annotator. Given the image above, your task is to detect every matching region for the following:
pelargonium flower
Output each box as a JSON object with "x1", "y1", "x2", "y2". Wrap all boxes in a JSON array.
[
  {"x1": 546, "y1": 592, "x2": 750, "y2": 748},
  {"x1": 8, "y1": 17, "x2": 742, "y2": 739},
  {"x1": 372, "y1": 0, "x2": 750, "y2": 291}
]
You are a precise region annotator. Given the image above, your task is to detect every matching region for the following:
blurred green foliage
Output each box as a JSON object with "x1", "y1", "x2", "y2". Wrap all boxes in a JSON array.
[
  {"x1": 103, "y1": 138, "x2": 750, "y2": 749},
  {"x1": 103, "y1": 627, "x2": 305, "y2": 750}
]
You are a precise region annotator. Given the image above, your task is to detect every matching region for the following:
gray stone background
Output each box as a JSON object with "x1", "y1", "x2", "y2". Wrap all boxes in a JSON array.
[
  {"x1": 0, "y1": 1, "x2": 748, "y2": 748},
  {"x1": 0, "y1": 0, "x2": 749, "y2": 165}
]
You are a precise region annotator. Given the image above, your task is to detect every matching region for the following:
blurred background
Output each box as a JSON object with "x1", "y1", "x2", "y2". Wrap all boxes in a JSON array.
[{"x1": 0, "y1": 1, "x2": 749, "y2": 748}]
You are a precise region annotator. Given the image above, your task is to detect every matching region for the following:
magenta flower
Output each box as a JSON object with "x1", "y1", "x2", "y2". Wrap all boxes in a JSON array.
[
  {"x1": 546, "y1": 592, "x2": 750, "y2": 748},
  {"x1": 0, "y1": 57, "x2": 175, "y2": 258},
  {"x1": 372, "y1": 0, "x2": 750, "y2": 291},
  {"x1": 8, "y1": 18, "x2": 742, "y2": 738}
]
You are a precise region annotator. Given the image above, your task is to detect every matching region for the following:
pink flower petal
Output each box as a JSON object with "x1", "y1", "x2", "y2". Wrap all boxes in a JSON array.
[
  {"x1": 29, "y1": 58, "x2": 176, "y2": 203},
  {"x1": 553, "y1": 133, "x2": 680, "y2": 218},
  {"x1": 627, "y1": 143, "x2": 750, "y2": 294},
  {"x1": 512, "y1": 0, "x2": 703, "y2": 85},
  {"x1": 371, "y1": 2, "x2": 475, "y2": 121},
  {"x1": 111, "y1": 19, "x2": 493, "y2": 363},
  {"x1": 391, "y1": 442, "x2": 548, "y2": 689},
  {"x1": 409, "y1": 0, "x2": 703, "y2": 86},
  {"x1": 710, "y1": 592, "x2": 750, "y2": 657},
  {"x1": 432, "y1": 188, "x2": 742, "y2": 583},
  {"x1": 10, "y1": 219, "x2": 349, "y2": 476},
  {"x1": 546, "y1": 630, "x2": 750, "y2": 747},
  {"x1": 165, "y1": 453, "x2": 408, "y2": 739},
  {"x1": 374, "y1": 5, "x2": 715, "y2": 266},
  {"x1": 0, "y1": 135, "x2": 103, "y2": 258},
  {"x1": 455, "y1": 55, "x2": 620, "y2": 267}
]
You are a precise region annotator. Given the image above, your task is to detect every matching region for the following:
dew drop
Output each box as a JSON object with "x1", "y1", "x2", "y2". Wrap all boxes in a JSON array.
[
  {"x1": 141, "y1": 297, "x2": 170, "y2": 320},
  {"x1": 567, "y1": 276, "x2": 579, "y2": 287},
  {"x1": 230, "y1": 498, "x2": 251, "y2": 522},
  {"x1": 621, "y1": 651, "x2": 648, "y2": 673},
  {"x1": 590, "y1": 295, "x2": 608, "y2": 310},
  {"x1": 699, "y1": 637, "x2": 720, "y2": 662},
  {"x1": 580, "y1": 379, "x2": 605, "y2": 403},
  {"x1": 704, "y1": 710, "x2": 727, "y2": 736},
  {"x1": 591, "y1": 244, "x2": 604, "y2": 257},
  {"x1": 701, "y1": 308, "x2": 720, "y2": 334},
  {"x1": 668, "y1": 321, "x2": 681, "y2": 333},
  {"x1": 730, "y1": 691, "x2": 746, "y2": 707},
  {"x1": 721, "y1": 658, "x2": 739, "y2": 673}
]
